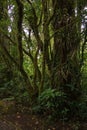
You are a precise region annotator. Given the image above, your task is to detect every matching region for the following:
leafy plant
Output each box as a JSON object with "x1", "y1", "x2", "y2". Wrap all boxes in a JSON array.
[
  {"x1": 33, "y1": 88, "x2": 68, "y2": 120},
  {"x1": 79, "y1": 101, "x2": 87, "y2": 121}
]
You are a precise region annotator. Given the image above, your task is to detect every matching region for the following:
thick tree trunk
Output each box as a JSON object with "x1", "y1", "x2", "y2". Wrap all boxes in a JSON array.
[{"x1": 51, "y1": 0, "x2": 81, "y2": 100}]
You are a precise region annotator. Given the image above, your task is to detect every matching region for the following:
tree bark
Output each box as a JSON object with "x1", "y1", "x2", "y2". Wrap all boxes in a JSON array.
[{"x1": 51, "y1": 0, "x2": 81, "y2": 100}]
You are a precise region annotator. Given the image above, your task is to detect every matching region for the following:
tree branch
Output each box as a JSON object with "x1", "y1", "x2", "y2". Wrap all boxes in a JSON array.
[{"x1": 16, "y1": 0, "x2": 24, "y2": 69}]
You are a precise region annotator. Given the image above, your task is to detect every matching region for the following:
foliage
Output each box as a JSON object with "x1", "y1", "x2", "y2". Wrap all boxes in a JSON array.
[
  {"x1": 0, "y1": 0, "x2": 87, "y2": 123},
  {"x1": 14, "y1": 90, "x2": 30, "y2": 106},
  {"x1": 0, "y1": 63, "x2": 30, "y2": 106},
  {"x1": 0, "y1": 66, "x2": 13, "y2": 98},
  {"x1": 79, "y1": 101, "x2": 87, "y2": 121},
  {"x1": 33, "y1": 88, "x2": 69, "y2": 120}
]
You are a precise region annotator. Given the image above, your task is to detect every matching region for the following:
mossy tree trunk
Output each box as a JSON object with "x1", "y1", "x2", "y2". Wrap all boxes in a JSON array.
[{"x1": 51, "y1": 0, "x2": 81, "y2": 100}]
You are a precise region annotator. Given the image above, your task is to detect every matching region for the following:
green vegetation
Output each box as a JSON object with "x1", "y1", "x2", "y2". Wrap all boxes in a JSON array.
[{"x1": 0, "y1": 0, "x2": 87, "y2": 128}]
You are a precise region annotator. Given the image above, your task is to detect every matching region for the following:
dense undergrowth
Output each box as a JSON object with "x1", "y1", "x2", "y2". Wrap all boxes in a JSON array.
[{"x1": 0, "y1": 64, "x2": 87, "y2": 122}]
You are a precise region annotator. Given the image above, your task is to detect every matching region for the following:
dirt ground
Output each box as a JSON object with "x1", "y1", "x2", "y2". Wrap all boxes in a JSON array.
[
  {"x1": 0, "y1": 113, "x2": 87, "y2": 130},
  {"x1": 0, "y1": 100, "x2": 87, "y2": 130}
]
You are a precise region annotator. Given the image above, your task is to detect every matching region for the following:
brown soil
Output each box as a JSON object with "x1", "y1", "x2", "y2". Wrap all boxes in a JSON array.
[
  {"x1": 0, "y1": 100, "x2": 87, "y2": 130},
  {"x1": 0, "y1": 113, "x2": 87, "y2": 130}
]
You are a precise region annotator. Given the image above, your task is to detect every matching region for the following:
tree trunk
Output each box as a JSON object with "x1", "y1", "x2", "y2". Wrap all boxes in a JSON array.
[{"x1": 51, "y1": 0, "x2": 81, "y2": 100}]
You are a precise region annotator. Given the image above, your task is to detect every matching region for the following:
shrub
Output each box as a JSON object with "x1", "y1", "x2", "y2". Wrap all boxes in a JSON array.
[
  {"x1": 78, "y1": 100, "x2": 87, "y2": 121},
  {"x1": 33, "y1": 88, "x2": 68, "y2": 120}
]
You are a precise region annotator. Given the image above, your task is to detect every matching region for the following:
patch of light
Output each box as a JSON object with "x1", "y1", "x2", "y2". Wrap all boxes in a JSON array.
[
  {"x1": 8, "y1": 5, "x2": 15, "y2": 14},
  {"x1": 24, "y1": 28, "x2": 29, "y2": 36},
  {"x1": 10, "y1": 17, "x2": 13, "y2": 22},
  {"x1": 8, "y1": 26, "x2": 12, "y2": 32},
  {"x1": 84, "y1": 7, "x2": 87, "y2": 10},
  {"x1": 81, "y1": 24, "x2": 84, "y2": 29},
  {"x1": 75, "y1": 8, "x2": 77, "y2": 17}
]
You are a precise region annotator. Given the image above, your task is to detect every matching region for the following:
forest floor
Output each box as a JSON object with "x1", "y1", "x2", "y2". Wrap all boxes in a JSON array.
[{"x1": 0, "y1": 100, "x2": 87, "y2": 130}]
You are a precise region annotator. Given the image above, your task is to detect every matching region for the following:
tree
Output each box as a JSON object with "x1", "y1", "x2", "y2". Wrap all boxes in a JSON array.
[
  {"x1": 0, "y1": 0, "x2": 86, "y2": 102},
  {"x1": 50, "y1": 0, "x2": 81, "y2": 101}
]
